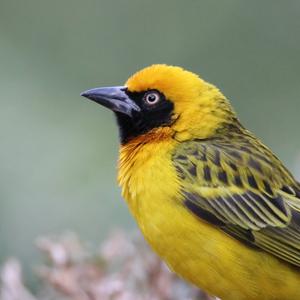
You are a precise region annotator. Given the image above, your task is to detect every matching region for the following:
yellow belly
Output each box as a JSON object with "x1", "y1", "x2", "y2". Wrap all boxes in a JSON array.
[
  {"x1": 118, "y1": 137, "x2": 300, "y2": 300},
  {"x1": 138, "y1": 199, "x2": 300, "y2": 300}
]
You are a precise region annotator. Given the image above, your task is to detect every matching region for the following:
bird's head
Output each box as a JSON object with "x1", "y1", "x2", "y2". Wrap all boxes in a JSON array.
[{"x1": 81, "y1": 64, "x2": 238, "y2": 144}]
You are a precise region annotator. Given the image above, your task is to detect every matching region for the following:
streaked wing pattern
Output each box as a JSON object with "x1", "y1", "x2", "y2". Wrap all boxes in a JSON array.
[{"x1": 173, "y1": 134, "x2": 300, "y2": 266}]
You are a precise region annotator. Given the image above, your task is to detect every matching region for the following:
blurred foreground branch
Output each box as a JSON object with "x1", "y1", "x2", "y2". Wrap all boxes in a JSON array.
[{"x1": 0, "y1": 231, "x2": 213, "y2": 300}]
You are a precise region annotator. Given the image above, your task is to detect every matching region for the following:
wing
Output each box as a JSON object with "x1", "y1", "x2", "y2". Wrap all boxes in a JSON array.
[{"x1": 173, "y1": 135, "x2": 300, "y2": 266}]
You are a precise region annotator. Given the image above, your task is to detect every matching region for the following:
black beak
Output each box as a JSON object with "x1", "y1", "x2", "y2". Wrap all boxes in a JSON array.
[{"x1": 81, "y1": 86, "x2": 140, "y2": 117}]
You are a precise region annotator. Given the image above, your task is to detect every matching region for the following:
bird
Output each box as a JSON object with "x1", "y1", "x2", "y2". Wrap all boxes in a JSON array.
[{"x1": 81, "y1": 64, "x2": 300, "y2": 300}]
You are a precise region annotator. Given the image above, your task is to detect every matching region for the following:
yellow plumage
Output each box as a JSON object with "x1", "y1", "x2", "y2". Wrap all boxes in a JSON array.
[
  {"x1": 118, "y1": 132, "x2": 300, "y2": 300},
  {"x1": 82, "y1": 64, "x2": 300, "y2": 299}
]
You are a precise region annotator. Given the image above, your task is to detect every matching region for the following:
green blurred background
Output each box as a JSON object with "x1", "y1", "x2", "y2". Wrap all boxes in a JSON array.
[{"x1": 1, "y1": 0, "x2": 300, "y2": 283}]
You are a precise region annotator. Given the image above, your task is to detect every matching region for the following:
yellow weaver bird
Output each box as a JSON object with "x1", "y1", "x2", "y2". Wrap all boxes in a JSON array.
[{"x1": 81, "y1": 65, "x2": 300, "y2": 300}]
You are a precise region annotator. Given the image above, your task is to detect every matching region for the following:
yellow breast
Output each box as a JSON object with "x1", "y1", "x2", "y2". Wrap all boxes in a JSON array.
[{"x1": 118, "y1": 132, "x2": 300, "y2": 300}]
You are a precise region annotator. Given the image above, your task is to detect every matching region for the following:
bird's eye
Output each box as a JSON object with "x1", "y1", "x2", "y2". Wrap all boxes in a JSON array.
[{"x1": 144, "y1": 91, "x2": 161, "y2": 105}]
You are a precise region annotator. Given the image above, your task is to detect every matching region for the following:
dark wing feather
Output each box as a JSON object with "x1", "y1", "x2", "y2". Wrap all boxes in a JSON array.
[{"x1": 173, "y1": 135, "x2": 300, "y2": 266}]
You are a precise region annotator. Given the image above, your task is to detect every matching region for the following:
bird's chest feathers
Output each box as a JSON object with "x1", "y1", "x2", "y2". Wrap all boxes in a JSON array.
[{"x1": 117, "y1": 132, "x2": 180, "y2": 234}]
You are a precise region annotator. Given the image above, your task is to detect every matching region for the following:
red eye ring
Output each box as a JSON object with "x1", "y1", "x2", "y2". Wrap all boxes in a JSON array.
[{"x1": 144, "y1": 91, "x2": 161, "y2": 105}]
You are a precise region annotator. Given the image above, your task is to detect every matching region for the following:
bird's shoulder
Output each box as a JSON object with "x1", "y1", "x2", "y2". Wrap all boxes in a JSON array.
[{"x1": 173, "y1": 129, "x2": 298, "y2": 198}]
